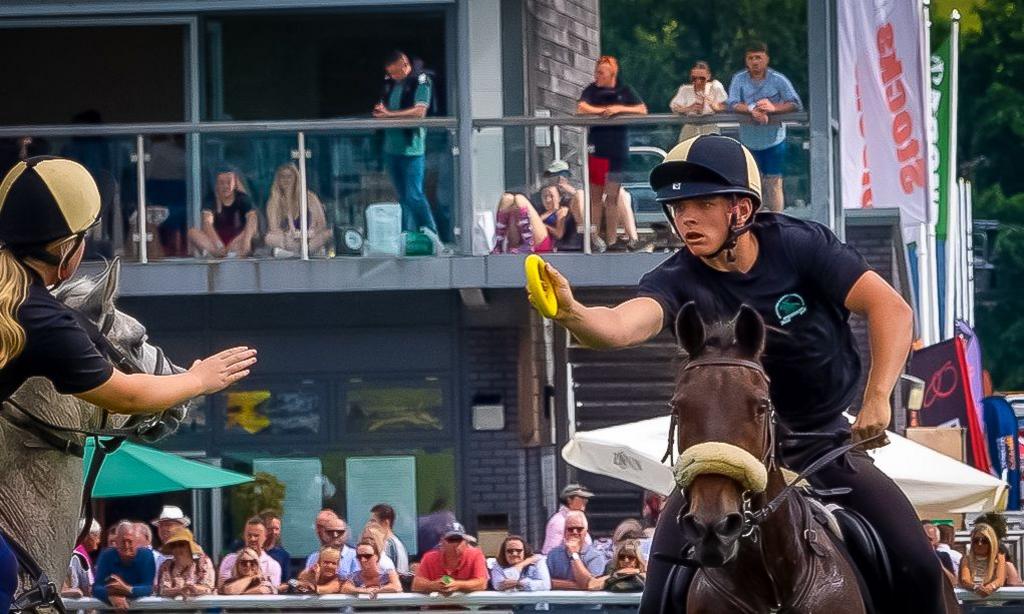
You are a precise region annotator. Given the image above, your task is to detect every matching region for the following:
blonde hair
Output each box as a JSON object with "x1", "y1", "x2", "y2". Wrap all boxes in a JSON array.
[
  {"x1": 969, "y1": 523, "x2": 1001, "y2": 584},
  {"x1": 613, "y1": 539, "x2": 646, "y2": 573},
  {"x1": 233, "y1": 547, "x2": 262, "y2": 578},
  {"x1": 0, "y1": 234, "x2": 81, "y2": 369},
  {"x1": 361, "y1": 520, "x2": 387, "y2": 554},
  {"x1": 265, "y1": 163, "x2": 326, "y2": 233}
]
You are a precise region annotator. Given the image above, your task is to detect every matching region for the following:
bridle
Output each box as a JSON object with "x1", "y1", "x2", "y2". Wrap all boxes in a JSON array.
[{"x1": 666, "y1": 355, "x2": 882, "y2": 547}]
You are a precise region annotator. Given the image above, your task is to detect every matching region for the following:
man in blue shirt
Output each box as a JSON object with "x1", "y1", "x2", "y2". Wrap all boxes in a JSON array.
[
  {"x1": 373, "y1": 49, "x2": 444, "y2": 254},
  {"x1": 546, "y1": 511, "x2": 606, "y2": 589},
  {"x1": 726, "y1": 41, "x2": 802, "y2": 212},
  {"x1": 93, "y1": 522, "x2": 155, "y2": 608}
]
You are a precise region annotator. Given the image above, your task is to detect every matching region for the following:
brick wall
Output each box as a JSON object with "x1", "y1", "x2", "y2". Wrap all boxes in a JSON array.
[
  {"x1": 463, "y1": 328, "x2": 529, "y2": 538},
  {"x1": 524, "y1": 0, "x2": 600, "y2": 115}
]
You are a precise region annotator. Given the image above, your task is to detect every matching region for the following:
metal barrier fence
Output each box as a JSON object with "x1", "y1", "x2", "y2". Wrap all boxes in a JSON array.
[{"x1": 61, "y1": 587, "x2": 1024, "y2": 611}]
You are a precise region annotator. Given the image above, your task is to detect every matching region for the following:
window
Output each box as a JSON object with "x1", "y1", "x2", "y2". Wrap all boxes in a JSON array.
[
  {"x1": 343, "y1": 377, "x2": 445, "y2": 434},
  {"x1": 221, "y1": 379, "x2": 325, "y2": 439}
]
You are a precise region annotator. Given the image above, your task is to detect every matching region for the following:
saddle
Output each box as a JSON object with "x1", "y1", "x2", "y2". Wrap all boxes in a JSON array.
[{"x1": 804, "y1": 490, "x2": 894, "y2": 614}]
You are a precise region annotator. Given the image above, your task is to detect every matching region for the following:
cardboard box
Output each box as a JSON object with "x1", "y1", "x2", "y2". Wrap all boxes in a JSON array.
[{"x1": 906, "y1": 426, "x2": 966, "y2": 462}]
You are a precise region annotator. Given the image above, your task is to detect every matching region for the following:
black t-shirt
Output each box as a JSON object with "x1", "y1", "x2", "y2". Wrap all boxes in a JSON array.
[
  {"x1": 0, "y1": 275, "x2": 114, "y2": 402},
  {"x1": 579, "y1": 82, "x2": 642, "y2": 160},
  {"x1": 202, "y1": 192, "x2": 253, "y2": 245},
  {"x1": 637, "y1": 213, "x2": 870, "y2": 429}
]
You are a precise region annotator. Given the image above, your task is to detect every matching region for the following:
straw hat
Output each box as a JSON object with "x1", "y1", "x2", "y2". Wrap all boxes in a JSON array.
[{"x1": 160, "y1": 527, "x2": 202, "y2": 556}]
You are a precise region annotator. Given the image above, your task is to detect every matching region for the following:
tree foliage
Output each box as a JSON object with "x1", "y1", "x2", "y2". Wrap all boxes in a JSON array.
[{"x1": 600, "y1": 0, "x2": 808, "y2": 110}]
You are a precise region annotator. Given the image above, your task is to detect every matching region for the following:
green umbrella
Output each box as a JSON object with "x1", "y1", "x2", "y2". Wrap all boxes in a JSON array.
[{"x1": 83, "y1": 439, "x2": 253, "y2": 498}]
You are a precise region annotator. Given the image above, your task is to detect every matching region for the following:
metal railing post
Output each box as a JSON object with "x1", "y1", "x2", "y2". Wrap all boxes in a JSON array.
[
  {"x1": 134, "y1": 134, "x2": 149, "y2": 264},
  {"x1": 580, "y1": 129, "x2": 591, "y2": 255},
  {"x1": 296, "y1": 131, "x2": 310, "y2": 261}
]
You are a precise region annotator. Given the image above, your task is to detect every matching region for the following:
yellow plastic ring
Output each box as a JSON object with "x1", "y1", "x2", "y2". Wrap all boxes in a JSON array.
[{"x1": 524, "y1": 254, "x2": 559, "y2": 318}]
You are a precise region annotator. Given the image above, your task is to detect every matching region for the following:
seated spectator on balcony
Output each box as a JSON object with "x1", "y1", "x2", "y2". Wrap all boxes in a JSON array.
[
  {"x1": 595, "y1": 518, "x2": 645, "y2": 562},
  {"x1": 492, "y1": 193, "x2": 553, "y2": 254},
  {"x1": 959, "y1": 523, "x2": 1006, "y2": 597},
  {"x1": 62, "y1": 519, "x2": 102, "y2": 598},
  {"x1": 923, "y1": 522, "x2": 957, "y2": 585},
  {"x1": 218, "y1": 517, "x2": 282, "y2": 589},
  {"x1": 937, "y1": 524, "x2": 963, "y2": 576},
  {"x1": 152, "y1": 505, "x2": 191, "y2": 573},
  {"x1": 92, "y1": 521, "x2": 155, "y2": 608},
  {"x1": 306, "y1": 515, "x2": 357, "y2": 579},
  {"x1": 371, "y1": 503, "x2": 410, "y2": 574},
  {"x1": 591, "y1": 540, "x2": 646, "y2": 592},
  {"x1": 286, "y1": 547, "x2": 343, "y2": 594},
  {"x1": 1000, "y1": 544, "x2": 1023, "y2": 587},
  {"x1": 576, "y1": 55, "x2": 648, "y2": 252},
  {"x1": 373, "y1": 49, "x2": 445, "y2": 254},
  {"x1": 546, "y1": 511, "x2": 606, "y2": 590},
  {"x1": 542, "y1": 484, "x2": 594, "y2": 554},
  {"x1": 265, "y1": 163, "x2": 334, "y2": 258},
  {"x1": 187, "y1": 168, "x2": 258, "y2": 258},
  {"x1": 412, "y1": 522, "x2": 487, "y2": 594},
  {"x1": 537, "y1": 185, "x2": 579, "y2": 253},
  {"x1": 156, "y1": 527, "x2": 215, "y2": 598},
  {"x1": 220, "y1": 548, "x2": 276, "y2": 595},
  {"x1": 260, "y1": 509, "x2": 291, "y2": 581},
  {"x1": 670, "y1": 61, "x2": 728, "y2": 142},
  {"x1": 490, "y1": 535, "x2": 550, "y2": 591},
  {"x1": 342, "y1": 539, "x2": 403, "y2": 597},
  {"x1": 726, "y1": 41, "x2": 802, "y2": 213},
  {"x1": 541, "y1": 161, "x2": 647, "y2": 252}
]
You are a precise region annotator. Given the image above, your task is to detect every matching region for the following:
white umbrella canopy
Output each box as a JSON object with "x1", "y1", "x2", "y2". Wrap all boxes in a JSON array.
[{"x1": 562, "y1": 416, "x2": 1008, "y2": 515}]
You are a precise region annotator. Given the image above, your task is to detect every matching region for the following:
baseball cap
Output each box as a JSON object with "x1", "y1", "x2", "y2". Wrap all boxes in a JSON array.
[
  {"x1": 543, "y1": 160, "x2": 572, "y2": 178},
  {"x1": 442, "y1": 521, "x2": 470, "y2": 540}
]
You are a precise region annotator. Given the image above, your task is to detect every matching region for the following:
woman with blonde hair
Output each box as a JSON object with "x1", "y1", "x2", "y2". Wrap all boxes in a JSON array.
[
  {"x1": 669, "y1": 60, "x2": 728, "y2": 142},
  {"x1": 289, "y1": 546, "x2": 342, "y2": 594},
  {"x1": 0, "y1": 157, "x2": 256, "y2": 611},
  {"x1": 959, "y1": 523, "x2": 1006, "y2": 597},
  {"x1": 220, "y1": 548, "x2": 275, "y2": 595},
  {"x1": 590, "y1": 539, "x2": 646, "y2": 592},
  {"x1": 264, "y1": 163, "x2": 333, "y2": 257},
  {"x1": 341, "y1": 539, "x2": 402, "y2": 598}
]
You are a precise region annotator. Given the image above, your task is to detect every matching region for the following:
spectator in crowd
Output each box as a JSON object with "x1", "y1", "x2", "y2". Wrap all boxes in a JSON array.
[
  {"x1": 151, "y1": 505, "x2": 191, "y2": 573},
  {"x1": 576, "y1": 55, "x2": 648, "y2": 252},
  {"x1": 959, "y1": 523, "x2": 1006, "y2": 597},
  {"x1": 219, "y1": 548, "x2": 276, "y2": 595},
  {"x1": 417, "y1": 497, "x2": 457, "y2": 552},
  {"x1": 62, "y1": 519, "x2": 102, "y2": 598},
  {"x1": 371, "y1": 503, "x2": 409, "y2": 574},
  {"x1": 1000, "y1": 544, "x2": 1024, "y2": 587},
  {"x1": 491, "y1": 192, "x2": 554, "y2": 254},
  {"x1": 592, "y1": 540, "x2": 646, "y2": 592},
  {"x1": 134, "y1": 523, "x2": 153, "y2": 549},
  {"x1": 341, "y1": 539, "x2": 403, "y2": 597},
  {"x1": 314, "y1": 509, "x2": 339, "y2": 548},
  {"x1": 490, "y1": 535, "x2": 550, "y2": 591},
  {"x1": 595, "y1": 518, "x2": 645, "y2": 562},
  {"x1": 306, "y1": 515, "x2": 357, "y2": 579},
  {"x1": 923, "y1": 523, "x2": 957, "y2": 585},
  {"x1": 260, "y1": 509, "x2": 291, "y2": 581},
  {"x1": 156, "y1": 527, "x2": 215, "y2": 598},
  {"x1": 936, "y1": 524, "x2": 963, "y2": 576},
  {"x1": 542, "y1": 484, "x2": 594, "y2": 554},
  {"x1": 187, "y1": 168, "x2": 258, "y2": 258},
  {"x1": 547, "y1": 511, "x2": 606, "y2": 590},
  {"x1": 412, "y1": 522, "x2": 487, "y2": 594},
  {"x1": 537, "y1": 185, "x2": 579, "y2": 252},
  {"x1": 287, "y1": 546, "x2": 343, "y2": 594},
  {"x1": 264, "y1": 163, "x2": 334, "y2": 258},
  {"x1": 726, "y1": 41, "x2": 803, "y2": 212},
  {"x1": 669, "y1": 61, "x2": 728, "y2": 142},
  {"x1": 92, "y1": 521, "x2": 155, "y2": 609},
  {"x1": 373, "y1": 49, "x2": 444, "y2": 254},
  {"x1": 106, "y1": 525, "x2": 118, "y2": 549},
  {"x1": 218, "y1": 517, "x2": 282, "y2": 589}
]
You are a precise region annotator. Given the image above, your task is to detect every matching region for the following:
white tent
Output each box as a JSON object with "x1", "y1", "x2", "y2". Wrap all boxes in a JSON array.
[{"x1": 562, "y1": 416, "x2": 1008, "y2": 515}]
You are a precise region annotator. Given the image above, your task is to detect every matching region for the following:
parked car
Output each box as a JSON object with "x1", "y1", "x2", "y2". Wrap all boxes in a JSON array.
[{"x1": 621, "y1": 145, "x2": 666, "y2": 227}]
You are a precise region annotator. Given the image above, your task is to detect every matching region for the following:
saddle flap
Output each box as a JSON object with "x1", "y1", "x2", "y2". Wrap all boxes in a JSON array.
[{"x1": 832, "y1": 507, "x2": 895, "y2": 602}]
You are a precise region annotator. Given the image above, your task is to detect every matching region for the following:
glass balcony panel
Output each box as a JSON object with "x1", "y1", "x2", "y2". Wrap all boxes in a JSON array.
[{"x1": 141, "y1": 134, "x2": 191, "y2": 260}]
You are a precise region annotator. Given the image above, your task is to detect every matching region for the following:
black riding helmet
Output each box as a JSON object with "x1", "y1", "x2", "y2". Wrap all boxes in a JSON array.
[
  {"x1": 649, "y1": 135, "x2": 762, "y2": 259},
  {"x1": 0, "y1": 156, "x2": 101, "y2": 264}
]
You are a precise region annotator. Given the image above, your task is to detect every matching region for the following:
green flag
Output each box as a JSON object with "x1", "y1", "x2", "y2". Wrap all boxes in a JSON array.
[{"x1": 931, "y1": 37, "x2": 952, "y2": 240}]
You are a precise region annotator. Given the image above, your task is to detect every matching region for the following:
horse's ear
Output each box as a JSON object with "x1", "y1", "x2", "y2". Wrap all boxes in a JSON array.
[
  {"x1": 674, "y1": 302, "x2": 706, "y2": 357},
  {"x1": 80, "y1": 258, "x2": 120, "y2": 320},
  {"x1": 100, "y1": 257, "x2": 122, "y2": 314},
  {"x1": 734, "y1": 304, "x2": 765, "y2": 358}
]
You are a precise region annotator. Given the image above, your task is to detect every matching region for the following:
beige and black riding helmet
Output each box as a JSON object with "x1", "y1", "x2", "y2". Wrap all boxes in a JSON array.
[
  {"x1": 0, "y1": 156, "x2": 101, "y2": 265},
  {"x1": 649, "y1": 135, "x2": 762, "y2": 258}
]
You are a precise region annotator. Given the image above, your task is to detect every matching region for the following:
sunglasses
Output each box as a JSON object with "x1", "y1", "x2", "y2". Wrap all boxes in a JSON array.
[
  {"x1": 618, "y1": 554, "x2": 637, "y2": 560},
  {"x1": 565, "y1": 527, "x2": 585, "y2": 533},
  {"x1": 326, "y1": 530, "x2": 347, "y2": 537},
  {"x1": 239, "y1": 560, "x2": 259, "y2": 567},
  {"x1": 972, "y1": 537, "x2": 989, "y2": 545},
  {"x1": 444, "y1": 536, "x2": 464, "y2": 543},
  {"x1": 505, "y1": 548, "x2": 524, "y2": 555},
  {"x1": 356, "y1": 553, "x2": 375, "y2": 560},
  {"x1": 691, "y1": 76, "x2": 708, "y2": 81}
]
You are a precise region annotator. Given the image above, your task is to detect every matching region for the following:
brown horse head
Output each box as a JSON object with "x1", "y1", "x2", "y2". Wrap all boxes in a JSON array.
[{"x1": 671, "y1": 302, "x2": 771, "y2": 567}]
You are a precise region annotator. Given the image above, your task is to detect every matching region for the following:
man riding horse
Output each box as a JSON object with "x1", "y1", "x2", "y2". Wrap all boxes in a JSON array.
[
  {"x1": 0, "y1": 157, "x2": 257, "y2": 611},
  {"x1": 527, "y1": 135, "x2": 947, "y2": 612}
]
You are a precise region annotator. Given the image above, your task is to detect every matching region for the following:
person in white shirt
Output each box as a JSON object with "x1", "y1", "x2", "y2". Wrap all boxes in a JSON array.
[
  {"x1": 371, "y1": 503, "x2": 410, "y2": 574},
  {"x1": 936, "y1": 523, "x2": 963, "y2": 576},
  {"x1": 218, "y1": 517, "x2": 282, "y2": 589},
  {"x1": 669, "y1": 61, "x2": 728, "y2": 142}
]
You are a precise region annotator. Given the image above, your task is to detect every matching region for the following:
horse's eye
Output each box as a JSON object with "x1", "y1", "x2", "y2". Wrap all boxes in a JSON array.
[{"x1": 755, "y1": 399, "x2": 770, "y2": 415}]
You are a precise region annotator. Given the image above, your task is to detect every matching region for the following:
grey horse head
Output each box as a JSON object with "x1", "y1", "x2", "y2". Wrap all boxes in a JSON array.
[{"x1": 54, "y1": 258, "x2": 191, "y2": 441}]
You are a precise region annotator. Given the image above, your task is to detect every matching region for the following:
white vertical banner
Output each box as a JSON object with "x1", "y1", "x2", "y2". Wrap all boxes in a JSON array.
[{"x1": 838, "y1": 0, "x2": 930, "y2": 225}]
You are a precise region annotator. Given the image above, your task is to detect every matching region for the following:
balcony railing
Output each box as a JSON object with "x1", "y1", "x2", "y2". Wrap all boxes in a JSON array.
[{"x1": 0, "y1": 112, "x2": 808, "y2": 265}]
